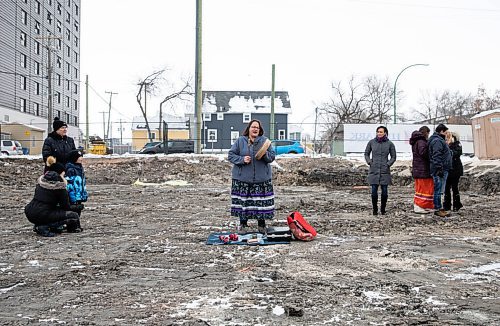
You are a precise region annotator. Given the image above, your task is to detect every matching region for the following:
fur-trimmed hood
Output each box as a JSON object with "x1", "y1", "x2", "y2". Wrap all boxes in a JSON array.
[{"x1": 38, "y1": 171, "x2": 67, "y2": 190}]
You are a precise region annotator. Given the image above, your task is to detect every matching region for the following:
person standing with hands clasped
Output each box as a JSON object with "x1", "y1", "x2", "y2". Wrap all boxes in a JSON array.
[
  {"x1": 443, "y1": 131, "x2": 464, "y2": 212},
  {"x1": 428, "y1": 124, "x2": 452, "y2": 217},
  {"x1": 364, "y1": 126, "x2": 397, "y2": 215},
  {"x1": 228, "y1": 119, "x2": 276, "y2": 234}
]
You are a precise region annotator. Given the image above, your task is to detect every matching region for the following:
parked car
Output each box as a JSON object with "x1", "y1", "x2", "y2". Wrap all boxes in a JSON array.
[
  {"x1": 1, "y1": 140, "x2": 24, "y2": 155},
  {"x1": 142, "y1": 141, "x2": 161, "y2": 148},
  {"x1": 139, "y1": 140, "x2": 194, "y2": 154},
  {"x1": 271, "y1": 140, "x2": 304, "y2": 155}
]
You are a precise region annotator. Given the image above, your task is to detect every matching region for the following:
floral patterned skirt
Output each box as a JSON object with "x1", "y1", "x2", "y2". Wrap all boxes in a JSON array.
[{"x1": 231, "y1": 179, "x2": 274, "y2": 221}]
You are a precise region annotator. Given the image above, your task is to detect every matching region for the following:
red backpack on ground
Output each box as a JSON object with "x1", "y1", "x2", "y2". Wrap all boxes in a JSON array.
[{"x1": 286, "y1": 211, "x2": 317, "y2": 241}]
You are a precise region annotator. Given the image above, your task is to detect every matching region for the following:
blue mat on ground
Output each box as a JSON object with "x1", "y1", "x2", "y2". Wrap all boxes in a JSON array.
[{"x1": 206, "y1": 232, "x2": 290, "y2": 246}]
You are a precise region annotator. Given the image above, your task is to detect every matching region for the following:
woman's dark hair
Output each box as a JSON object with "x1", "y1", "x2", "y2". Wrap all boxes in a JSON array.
[
  {"x1": 243, "y1": 119, "x2": 264, "y2": 137},
  {"x1": 419, "y1": 126, "x2": 430, "y2": 134},
  {"x1": 376, "y1": 125, "x2": 388, "y2": 136}
]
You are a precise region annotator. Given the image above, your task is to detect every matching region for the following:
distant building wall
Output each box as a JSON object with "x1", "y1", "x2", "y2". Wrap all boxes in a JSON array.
[
  {"x1": 471, "y1": 110, "x2": 500, "y2": 159},
  {"x1": 2, "y1": 123, "x2": 44, "y2": 154},
  {"x1": 344, "y1": 124, "x2": 474, "y2": 155}
]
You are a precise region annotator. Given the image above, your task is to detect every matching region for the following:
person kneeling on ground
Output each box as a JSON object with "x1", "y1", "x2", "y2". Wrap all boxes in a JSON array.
[{"x1": 24, "y1": 156, "x2": 82, "y2": 237}]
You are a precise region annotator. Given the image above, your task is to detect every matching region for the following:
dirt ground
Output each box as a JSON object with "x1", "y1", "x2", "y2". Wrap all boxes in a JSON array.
[{"x1": 0, "y1": 155, "x2": 499, "y2": 325}]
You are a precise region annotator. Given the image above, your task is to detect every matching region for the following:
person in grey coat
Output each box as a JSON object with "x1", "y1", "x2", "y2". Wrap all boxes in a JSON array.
[
  {"x1": 364, "y1": 126, "x2": 397, "y2": 215},
  {"x1": 428, "y1": 123, "x2": 452, "y2": 217},
  {"x1": 228, "y1": 119, "x2": 276, "y2": 234}
]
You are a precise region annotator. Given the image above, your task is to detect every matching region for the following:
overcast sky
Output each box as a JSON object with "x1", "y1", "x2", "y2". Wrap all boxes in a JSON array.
[{"x1": 81, "y1": 0, "x2": 500, "y2": 139}]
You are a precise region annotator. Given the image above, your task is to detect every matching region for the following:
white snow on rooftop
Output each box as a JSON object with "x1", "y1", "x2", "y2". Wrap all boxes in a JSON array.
[
  {"x1": 202, "y1": 93, "x2": 291, "y2": 114},
  {"x1": 471, "y1": 108, "x2": 500, "y2": 119}
]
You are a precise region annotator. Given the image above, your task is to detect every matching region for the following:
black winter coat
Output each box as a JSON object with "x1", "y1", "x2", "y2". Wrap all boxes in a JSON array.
[
  {"x1": 409, "y1": 131, "x2": 431, "y2": 179},
  {"x1": 42, "y1": 132, "x2": 76, "y2": 168},
  {"x1": 448, "y1": 140, "x2": 464, "y2": 178},
  {"x1": 24, "y1": 171, "x2": 71, "y2": 225},
  {"x1": 428, "y1": 132, "x2": 452, "y2": 175}
]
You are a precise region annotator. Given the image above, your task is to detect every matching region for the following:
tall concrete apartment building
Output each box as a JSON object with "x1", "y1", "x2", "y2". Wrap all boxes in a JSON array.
[{"x1": 0, "y1": 0, "x2": 82, "y2": 147}]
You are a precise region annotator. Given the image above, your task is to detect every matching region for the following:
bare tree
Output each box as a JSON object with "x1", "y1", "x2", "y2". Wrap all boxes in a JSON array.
[
  {"x1": 473, "y1": 86, "x2": 500, "y2": 112},
  {"x1": 318, "y1": 75, "x2": 393, "y2": 152},
  {"x1": 158, "y1": 78, "x2": 194, "y2": 132},
  {"x1": 416, "y1": 90, "x2": 474, "y2": 124},
  {"x1": 136, "y1": 70, "x2": 165, "y2": 143}
]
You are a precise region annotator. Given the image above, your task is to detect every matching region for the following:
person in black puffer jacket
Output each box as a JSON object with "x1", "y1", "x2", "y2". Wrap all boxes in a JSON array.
[
  {"x1": 443, "y1": 132, "x2": 464, "y2": 212},
  {"x1": 42, "y1": 117, "x2": 76, "y2": 171},
  {"x1": 24, "y1": 156, "x2": 81, "y2": 237}
]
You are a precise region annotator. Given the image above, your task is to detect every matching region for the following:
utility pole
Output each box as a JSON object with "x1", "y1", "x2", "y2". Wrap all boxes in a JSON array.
[
  {"x1": 194, "y1": 0, "x2": 203, "y2": 154},
  {"x1": 85, "y1": 75, "x2": 89, "y2": 149},
  {"x1": 105, "y1": 91, "x2": 118, "y2": 141},
  {"x1": 313, "y1": 107, "x2": 318, "y2": 156},
  {"x1": 270, "y1": 64, "x2": 275, "y2": 140},
  {"x1": 119, "y1": 119, "x2": 123, "y2": 145},
  {"x1": 99, "y1": 111, "x2": 106, "y2": 140}
]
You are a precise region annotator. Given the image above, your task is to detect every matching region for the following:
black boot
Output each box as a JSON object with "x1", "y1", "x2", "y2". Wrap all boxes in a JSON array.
[
  {"x1": 443, "y1": 192, "x2": 451, "y2": 211},
  {"x1": 381, "y1": 195, "x2": 388, "y2": 215},
  {"x1": 371, "y1": 195, "x2": 378, "y2": 215},
  {"x1": 65, "y1": 211, "x2": 82, "y2": 233},
  {"x1": 257, "y1": 219, "x2": 267, "y2": 234},
  {"x1": 453, "y1": 194, "x2": 463, "y2": 212},
  {"x1": 34, "y1": 225, "x2": 56, "y2": 237}
]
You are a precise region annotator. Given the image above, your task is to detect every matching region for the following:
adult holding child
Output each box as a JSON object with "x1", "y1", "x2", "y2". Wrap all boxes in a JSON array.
[{"x1": 228, "y1": 119, "x2": 276, "y2": 234}]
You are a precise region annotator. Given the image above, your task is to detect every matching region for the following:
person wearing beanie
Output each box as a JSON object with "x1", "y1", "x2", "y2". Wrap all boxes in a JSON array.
[
  {"x1": 65, "y1": 149, "x2": 87, "y2": 231},
  {"x1": 42, "y1": 117, "x2": 76, "y2": 171},
  {"x1": 428, "y1": 123, "x2": 453, "y2": 217},
  {"x1": 24, "y1": 156, "x2": 81, "y2": 237}
]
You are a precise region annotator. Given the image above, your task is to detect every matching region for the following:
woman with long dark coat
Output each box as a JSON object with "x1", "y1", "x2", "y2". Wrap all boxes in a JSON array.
[
  {"x1": 364, "y1": 126, "x2": 397, "y2": 215},
  {"x1": 410, "y1": 126, "x2": 434, "y2": 213},
  {"x1": 443, "y1": 132, "x2": 464, "y2": 211}
]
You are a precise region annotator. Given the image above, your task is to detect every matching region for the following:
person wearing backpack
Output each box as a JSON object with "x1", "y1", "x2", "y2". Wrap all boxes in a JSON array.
[{"x1": 228, "y1": 119, "x2": 276, "y2": 234}]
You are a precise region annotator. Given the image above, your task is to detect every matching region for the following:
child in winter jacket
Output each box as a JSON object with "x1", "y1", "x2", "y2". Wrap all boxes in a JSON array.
[
  {"x1": 65, "y1": 149, "x2": 87, "y2": 230},
  {"x1": 24, "y1": 156, "x2": 81, "y2": 237}
]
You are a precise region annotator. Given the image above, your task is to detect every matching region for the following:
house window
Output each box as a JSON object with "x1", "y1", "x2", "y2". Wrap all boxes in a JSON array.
[
  {"x1": 74, "y1": 51, "x2": 78, "y2": 63},
  {"x1": 35, "y1": 1, "x2": 41, "y2": 14},
  {"x1": 35, "y1": 82, "x2": 40, "y2": 95},
  {"x1": 66, "y1": 63, "x2": 71, "y2": 74},
  {"x1": 66, "y1": 113, "x2": 70, "y2": 124},
  {"x1": 203, "y1": 113, "x2": 211, "y2": 121},
  {"x1": 56, "y1": 91, "x2": 61, "y2": 104},
  {"x1": 231, "y1": 131, "x2": 239, "y2": 144},
  {"x1": 290, "y1": 132, "x2": 301, "y2": 141},
  {"x1": 66, "y1": 79, "x2": 70, "y2": 90},
  {"x1": 35, "y1": 41, "x2": 40, "y2": 54},
  {"x1": 46, "y1": 11, "x2": 53, "y2": 24},
  {"x1": 74, "y1": 116, "x2": 78, "y2": 125},
  {"x1": 21, "y1": 10, "x2": 27, "y2": 25},
  {"x1": 65, "y1": 28, "x2": 70, "y2": 41},
  {"x1": 56, "y1": 20, "x2": 62, "y2": 33},
  {"x1": 73, "y1": 67, "x2": 78, "y2": 78},
  {"x1": 75, "y1": 4, "x2": 79, "y2": 16},
  {"x1": 73, "y1": 99, "x2": 78, "y2": 111},
  {"x1": 20, "y1": 32, "x2": 27, "y2": 47},
  {"x1": 74, "y1": 36, "x2": 78, "y2": 47},
  {"x1": 66, "y1": 45, "x2": 70, "y2": 57},
  {"x1": 34, "y1": 102, "x2": 40, "y2": 116},
  {"x1": 57, "y1": 2, "x2": 62, "y2": 15},
  {"x1": 34, "y1": 61, "x2": 40, "y2": 75},
  {"x1": 20, "y1": 98, "x2": 27, "y2": 112},
  {"x1": 207, "y1": 129, "x2": 217, "y2": 143},
  {"x1": 217, "y1": 113, "x2": 224, "y2": 120},
  {"x1": 20, "y1": 76, "x2": 27, "y2": 90},
  {"x1": 35, "y1": 21, "x2": 41, "y2": 34},
  {"x1": 20, "y1": 53, "x2": 27, "y2": 68},
  {"x1": 74, "y1": 21, "x2": 79, "y2": 32},
  {"x1": 73, "y1": 83, "x2": 78, "y2": 94},
  {"x1": 278, "y1": 129, "x2": 286, "y2": 140},
  {"x1": 56, "y1": 38, "x2": 61, "y2": 50},
  {"x1": 65, "y1": 10, "x2": 70, "y2": 23},
  {"x1": 57, "y1": 73, "x2": 61, "y2": 86},
  {"x1": 149, "y1": 132, "x2": 156, "y2": 140},
  {"x1": 243, "y1": 113, "x2": 251, "y2": 123},
  {"x1": 66, "y1": 95, "x2": 70, "y2": 107},
  {"x1": 56, "y1": 56, "x2": 61, "y2": 68}
]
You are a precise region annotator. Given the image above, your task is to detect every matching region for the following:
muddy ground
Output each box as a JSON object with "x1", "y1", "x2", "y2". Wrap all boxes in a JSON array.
[{"x1": 0, "y1": 155, "x2": 499, "y2": 325}]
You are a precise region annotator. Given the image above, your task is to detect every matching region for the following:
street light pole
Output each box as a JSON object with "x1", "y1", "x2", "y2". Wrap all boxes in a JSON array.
[{"x1": 393, "y1": 63, "x2": 429, "y2": 124}]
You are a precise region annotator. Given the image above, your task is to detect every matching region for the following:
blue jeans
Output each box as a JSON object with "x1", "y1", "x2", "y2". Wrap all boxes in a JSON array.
[
  {"x1": 371, "y1": 184, "x2": 388, "y2": 198},
  {"x1": 432, "y1": 171, "x2": 448, "y2": 210}
]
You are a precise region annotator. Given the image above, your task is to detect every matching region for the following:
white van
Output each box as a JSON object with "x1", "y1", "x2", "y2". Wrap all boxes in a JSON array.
[{"x1": 1, "y1": 140, "x2": 24, "y2": 155}]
